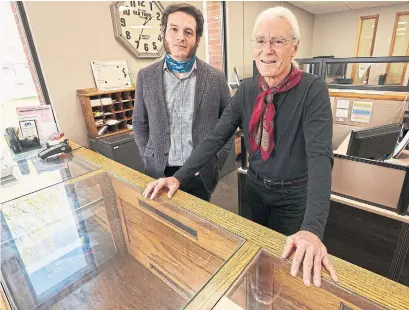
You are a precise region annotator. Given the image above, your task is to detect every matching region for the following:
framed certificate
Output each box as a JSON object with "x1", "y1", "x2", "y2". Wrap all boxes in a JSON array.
[{"x1": 19, "y1": 119, "x2": 39, "y2": 139}]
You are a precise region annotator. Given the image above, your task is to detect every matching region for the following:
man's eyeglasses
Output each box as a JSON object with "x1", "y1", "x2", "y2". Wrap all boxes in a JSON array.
[{"x1": 251, "y1": 37, "x2": 294, "y2": 49}]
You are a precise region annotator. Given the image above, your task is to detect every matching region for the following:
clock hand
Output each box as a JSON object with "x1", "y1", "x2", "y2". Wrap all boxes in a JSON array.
[
  {"x1": 143, "y1": 16, "x2": 152, "y2": 26},
  {"x1": 137, "y1": 16, "x2": 152, "y2": 44}
]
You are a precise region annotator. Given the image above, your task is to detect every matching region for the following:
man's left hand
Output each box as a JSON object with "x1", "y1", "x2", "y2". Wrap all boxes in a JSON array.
[{"x1": 281, "y1": 231, "x2": 338, "y2": 287}]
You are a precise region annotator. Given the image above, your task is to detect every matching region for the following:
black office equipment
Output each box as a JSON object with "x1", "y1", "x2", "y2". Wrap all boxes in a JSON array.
[
  {"x1": 378, "y1": 73, "x2": 387, "y2": 85},
  {"x1": 38, "y1": 139, "x2": 72, "y2": 159},
  {"x1": 4, "y1": 127, "x2": 41, "y2": 154},
  {"x1": 4, "y1": 127, "x2": 22, "y2": 153},
  {"x1": 347, "y1": 123, "x2": 402, "y2": 160},
  {"x1": 327, "y1": 62, "x2": 347, "y2": 79},
  {"x1": 89, "y1": 132, "x2": 144, "y2": 172},
  {"x1": 335, "y1": 78, "x2": 353, "y2": 84}
]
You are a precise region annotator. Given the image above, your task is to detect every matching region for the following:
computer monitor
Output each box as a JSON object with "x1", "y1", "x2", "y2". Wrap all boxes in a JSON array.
[
  {"x1": 327, "y1": 63, "x2": 347, "y2": 78},
  {"x1": 347, "y1": 123, "x2": 402, "y2": 160}
]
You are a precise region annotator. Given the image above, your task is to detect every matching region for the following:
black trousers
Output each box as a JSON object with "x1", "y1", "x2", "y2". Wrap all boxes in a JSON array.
[
  {"x1": 245, "y1": 169, "x2": 307, "y2": 236},
  {"x1": 164, "y1": 166, "x2": 211, "y2": 202}
]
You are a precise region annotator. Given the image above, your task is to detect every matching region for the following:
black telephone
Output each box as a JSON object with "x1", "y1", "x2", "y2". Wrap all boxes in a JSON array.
[{"x1": 38, "y1": 139, "x2": 72, "y2": 159}]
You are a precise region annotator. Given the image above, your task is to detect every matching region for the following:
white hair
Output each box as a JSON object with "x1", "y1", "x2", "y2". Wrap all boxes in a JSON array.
[{"x1": 252, "y1": 6, "x2": 300, "y2": 68}]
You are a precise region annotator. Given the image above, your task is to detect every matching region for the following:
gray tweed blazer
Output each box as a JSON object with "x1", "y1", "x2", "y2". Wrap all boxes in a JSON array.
[{"x1": 132, "y1": 58, "x2": 233, "y2": 193}]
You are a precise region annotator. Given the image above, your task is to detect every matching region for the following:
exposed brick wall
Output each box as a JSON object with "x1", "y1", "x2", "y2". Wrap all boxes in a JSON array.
[
  {"x1": 206, "y1": 1, "x2": 223, "y2": 71},
  {"x1": 10, "y1": 1, "x2": 45, "y2": 103}
]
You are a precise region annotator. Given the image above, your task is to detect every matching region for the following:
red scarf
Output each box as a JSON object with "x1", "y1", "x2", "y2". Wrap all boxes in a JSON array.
[{"x1": 248, "y1": 67, "x2": 303, "y2": 160}]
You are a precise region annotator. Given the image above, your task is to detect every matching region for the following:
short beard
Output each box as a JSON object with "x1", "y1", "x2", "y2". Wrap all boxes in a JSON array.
[{"x1": 163, "y1": 36, "x2": 199, "y2": 60}]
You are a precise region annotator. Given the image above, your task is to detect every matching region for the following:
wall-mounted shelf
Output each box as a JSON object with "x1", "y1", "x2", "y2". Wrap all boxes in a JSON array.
[{"x1": 77, "y1": 87, "x2": 135, "y2": 139}]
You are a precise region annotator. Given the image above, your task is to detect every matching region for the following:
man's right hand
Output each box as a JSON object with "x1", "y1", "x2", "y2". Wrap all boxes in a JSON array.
[{"x1": 143, "y1": 177, "x2": 181, "y2": 200}]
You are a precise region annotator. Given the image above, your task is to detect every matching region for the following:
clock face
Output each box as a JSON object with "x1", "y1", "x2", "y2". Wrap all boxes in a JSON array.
[{"x1": 111, "y1": 1, "x2": 165, "y2": 58}]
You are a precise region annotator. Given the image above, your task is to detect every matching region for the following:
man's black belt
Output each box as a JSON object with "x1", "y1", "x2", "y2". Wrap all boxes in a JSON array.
[{"x1": 248, "y1": 166, "x2": 308, "y2": 188}]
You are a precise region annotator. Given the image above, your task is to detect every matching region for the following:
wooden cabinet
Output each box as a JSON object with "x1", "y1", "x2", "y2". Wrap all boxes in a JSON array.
[
  {"x1": 0, "y1": 169, "x2": 244, "y2": 310},
  {"x1": 111, "y1": 177, "x2": 244, "y2": 301},
  {"x1": 214, "y1": 250, "x2": 385, "y2": 310},
  {"x1": 77, "y1": 87, "x2": 136, "y2": 138}
]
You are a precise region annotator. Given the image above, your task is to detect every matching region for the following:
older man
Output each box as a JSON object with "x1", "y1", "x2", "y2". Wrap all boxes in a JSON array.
[{"x1": 144, "y1": 6, "x2": 337, "y2": 287}]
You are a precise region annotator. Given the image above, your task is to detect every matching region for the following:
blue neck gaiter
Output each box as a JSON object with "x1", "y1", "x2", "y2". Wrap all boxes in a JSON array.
[{"x1": 165, "y1": 53, "x2": 196, "y2": 73}]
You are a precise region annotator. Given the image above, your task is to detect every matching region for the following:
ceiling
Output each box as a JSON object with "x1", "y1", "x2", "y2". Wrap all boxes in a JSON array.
[{"x1": 288, "y1": 1, "x2": 409, "y2": 15}]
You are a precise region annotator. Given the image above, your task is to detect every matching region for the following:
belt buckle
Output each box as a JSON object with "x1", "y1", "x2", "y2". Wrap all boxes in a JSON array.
[{"x1": 264, "y1": 179, "x2": 277, "y2": 188}]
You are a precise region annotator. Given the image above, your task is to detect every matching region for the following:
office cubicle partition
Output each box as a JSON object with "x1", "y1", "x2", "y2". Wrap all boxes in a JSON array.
[
  {"x1": 293, "y1": 56, "x2": 409, "y2": 92},
  {"x1": 296, "y1": 57, "x2": 325, "y2": 77},
  {"x1": 322, "y1": 56, "x2": 409, "y2": 92}
]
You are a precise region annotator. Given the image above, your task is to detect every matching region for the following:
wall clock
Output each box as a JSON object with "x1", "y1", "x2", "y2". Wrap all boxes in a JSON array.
[{"x1": 110, "y1": 1, "x2": 165, "y2": 58}]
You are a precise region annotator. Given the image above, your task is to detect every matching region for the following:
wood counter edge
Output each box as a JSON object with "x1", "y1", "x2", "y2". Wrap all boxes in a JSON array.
[
  {"x1": 329, "y1": 91, "x2": 407, "y2": 101},
  {"x1": 77, "y1": 87, "x2": 136, "y2": 97},
  {"x1": 184, "y1": 242, "x2": 260, "y2": 310},
  {"x1": 231, "y1": 89, "x2": 407, "y2": 101},
  {"x1": 72, "y1": 144, "x2": 409, "y2": 310}
]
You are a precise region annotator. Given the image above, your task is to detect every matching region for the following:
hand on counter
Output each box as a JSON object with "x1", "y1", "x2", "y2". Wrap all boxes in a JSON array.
[
  {"x1": 143, "y1": 177, "x2": 181, "y2": 199},
  {"x1": 281, "y1": 230, "x2": 338, "y2": 287}
]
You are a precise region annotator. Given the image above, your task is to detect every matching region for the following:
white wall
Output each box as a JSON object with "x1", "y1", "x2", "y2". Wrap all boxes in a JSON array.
[
  {"x1": 25, "y1": 1, "x2": 409, "y2": 146},
  {"x1": 24, "y1": 1, "x2": 206, "y2": 146},
  {"x1": 226, "y1": 1, "x2": 315, "y2": 82},
  {"x1": 312, "y1": 3, "x2": 409, "y2": 57}
]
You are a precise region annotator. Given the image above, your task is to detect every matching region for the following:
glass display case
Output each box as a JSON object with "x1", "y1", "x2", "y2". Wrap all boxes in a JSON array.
[
  {"x1": 0, "y1": 170, "x2": 244, "y2": 310},
  {"x1": 1, "y1": 148, "x2": 408, "y2": 309},
  {"x1": 213, "y1": 250, "x2": 386, "y2": 310}
]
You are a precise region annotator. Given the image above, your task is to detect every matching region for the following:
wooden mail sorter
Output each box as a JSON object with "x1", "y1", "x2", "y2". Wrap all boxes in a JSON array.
[{"x1": 77, "y1": 87, "x2": 136, "y2": 138}]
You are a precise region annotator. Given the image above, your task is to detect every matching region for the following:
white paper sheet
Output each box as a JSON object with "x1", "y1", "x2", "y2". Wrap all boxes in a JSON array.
[
  {"x1": 350, "y1": 101, "x2": 373, "y2": 123},
  {"x1": 393, "y1": 131, "x2": 409, "y2": 158},
  {"x1": 336, "y1": 99, "x2": 350, "y2": 110},
  {"x1": 91, "y1": 60, "x2": 132, "y2": 91},
  {"x1": 336, "y1": 109, "x2": 349, "y2": 119}
]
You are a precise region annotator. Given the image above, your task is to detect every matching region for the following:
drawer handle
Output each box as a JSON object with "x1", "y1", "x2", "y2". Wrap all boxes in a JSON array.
[{"x1": 138, "y1": 199, "x2": 198, "y2": 239}]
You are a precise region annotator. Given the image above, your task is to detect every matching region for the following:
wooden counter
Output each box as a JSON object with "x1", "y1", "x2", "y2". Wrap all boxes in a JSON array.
[{"x1": 67, "y1": 142, "x2": 409, "y2": 310}]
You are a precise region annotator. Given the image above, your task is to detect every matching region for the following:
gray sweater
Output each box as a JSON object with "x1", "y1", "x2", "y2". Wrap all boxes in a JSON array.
[{"x1": 174, "y1": 73, "x2": 333, "y2": 239}]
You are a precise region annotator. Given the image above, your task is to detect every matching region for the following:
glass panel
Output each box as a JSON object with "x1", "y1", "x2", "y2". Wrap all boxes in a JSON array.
[
  {"x1": 325, "y1": 61, "x2": 409, "y2": 87},
  {"x1": 299, "y1": 63, "x2": 319, "y2": 76},
  {"x1": 356, "y1": 18, "x2": 377, "y2": 57},
  {"x1": 352, "y1": 17, "x2": 377, "y2": 84},
  {"x1": 214, "y1": 249, "x2": 385, "y2": 310},
  {"x1": 1, "y1": 171, "x2": 245, "y2": 310},
  {"x1": 386, "y1": 14, "x2": 409, "y2": 85},
  {"x1": 1, "y1": 172, "x2": 116, "y2": 309},
  {"x1": 0, "y1": 2, "x2": 57, "y2": 154},
  {"x1": 0, "y1": 152, "x2": 99, "y2": 203}
]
